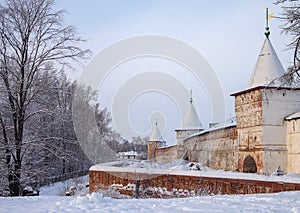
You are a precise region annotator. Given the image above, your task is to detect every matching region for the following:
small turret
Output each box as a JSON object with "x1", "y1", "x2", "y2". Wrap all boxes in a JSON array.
[
  {"x1": 147, "y1": 120, "x2": 166, "y2": 160},
  {"x1": 182, "y1": 90, "x2": 204, "y2": 130},
  {"x1": 176, "y1": 90, "x2": 204, "y2": 159}
]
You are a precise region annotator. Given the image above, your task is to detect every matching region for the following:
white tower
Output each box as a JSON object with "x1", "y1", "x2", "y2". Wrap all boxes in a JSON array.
[
  {"x1": 248, "y1": 9, "x2": 285, "y2": 88},
  {"x1": 147, "y1": 120, "x2": 166, "y2": 160},
  {"x1": 231, "y1": 8, "x2": 297, "y2": 174},
  {"x1": 176, "y1": 90, "x2": 204, "y2": 159}
]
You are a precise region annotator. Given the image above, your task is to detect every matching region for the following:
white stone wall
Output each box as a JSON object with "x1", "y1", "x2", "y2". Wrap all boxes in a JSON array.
[
  {"x1": 262, "y1": 89, "x2": 300, "y2": 126},
  {"x1": 286, "y1": 118, "x2": 300, "y2": 174},
  {"x1": 176, "y1": 129, "x2": 200, "y2": 159},
  {"x1": 155, "y1": 145, "x2": 178, "y2": 162},
  {"x1": 263, "y1": 149, "x2": 287, "y2": 175},
  {"x1": 262, "y1": 88, "x2": 300, "y2": 174},
  {"x1": 186, "y1": 127, "x2": 239, "y2": 171}
]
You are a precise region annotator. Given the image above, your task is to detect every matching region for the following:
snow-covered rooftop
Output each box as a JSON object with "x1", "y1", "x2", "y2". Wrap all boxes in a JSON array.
[
  {"x1": 157, "y1": 144, "x2": 177, "y2": 149},
  {"x1": 118, "y1": 151, "x2": 138, "y2": 156},
  {"x1": 208, "y1": 116, "x2": 236, "y2": 131},
  {"x1": 185, "y1": 116, "x2": 236, "y2": 140},
  {"x1": 285, "y1": 112, "x2": 300, "y2": 121}
]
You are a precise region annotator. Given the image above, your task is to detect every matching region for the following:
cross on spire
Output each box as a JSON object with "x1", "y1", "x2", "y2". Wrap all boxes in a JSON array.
[
  {"x1": 265, "y1": 7, "x2": 270, "y2": 39},
  {"x1": 190, "y1": 89, "x2": 193, "y2": 103}
]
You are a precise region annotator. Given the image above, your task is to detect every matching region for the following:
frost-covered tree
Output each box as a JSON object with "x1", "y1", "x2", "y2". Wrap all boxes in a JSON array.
[
  {"x1": 21, "y1": 74, "x2": 92, "y2": 185},
  {"x1": 276, "y1": 0, "x2": 300, "y2": 85},
  {"x1": 0, "y1": 0, "x2": 89, "y2": 196},
  {"x1": 0, "y1": 69, "x2": 93, "y2": 195},
  {"x1": 131, "y1": 136, "x2": 149, "y2": 160}
]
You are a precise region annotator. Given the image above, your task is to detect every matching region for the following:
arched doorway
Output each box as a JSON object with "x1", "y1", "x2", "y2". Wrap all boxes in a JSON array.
[{"x1": 243, "y1": 155, "x2": 257, "y2": 173}]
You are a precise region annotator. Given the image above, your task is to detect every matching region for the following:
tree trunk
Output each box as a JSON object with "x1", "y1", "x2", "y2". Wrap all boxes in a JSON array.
[
  {"x1": 9, "y1": 109, "x2": 24, "y2": 196},
  {"x1": 10, "y1": 163, "x2": 21, "y2": 196}
]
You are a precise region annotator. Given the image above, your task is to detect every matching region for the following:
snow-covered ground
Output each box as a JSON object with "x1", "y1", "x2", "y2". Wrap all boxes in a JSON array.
[
  {"x1": 1, "y1": 161, "x2": 300, "y2": 213},
  {"x1": 39, "y1": 176, "x2": 89, "y2": 196},
  {"x1": 0, "y1": 191, "x2": 299, "y2": 212}
]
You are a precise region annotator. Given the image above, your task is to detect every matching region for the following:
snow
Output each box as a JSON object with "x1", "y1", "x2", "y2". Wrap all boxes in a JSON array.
[
  {"x1": 285, "y1": 112, "x2": 300, "y2": 120},
  {"x1": 159, "y1": 144, "x2": 177, "y2": 149},
  {"x1": 40, "y1": 176, "x2": 89, "y2": 196},
  {"x1": 187, "y1": 116, "x2": 236, "y2": 140},
  {"x1": 118, "y1": 151, "x2": 138, "y2": 157},
  {"x1": 1, "y1": 170, "x2": 300, "y2": 213},
  {"x1": 23, "y1": 186, "x2": 33, "y2": 191},
  {"x1": 90, "y1": 160, "x2": 300, "y2": 184},
  {"x1": 0, "y1": 191, "x2": 300, "y2": 213}
]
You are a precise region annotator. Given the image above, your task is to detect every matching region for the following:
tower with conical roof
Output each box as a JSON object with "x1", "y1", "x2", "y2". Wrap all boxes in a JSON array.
[
  {"x1": 175, "y1": 90, "x2": 204, "y2": 159},
  {"x1": 231, "y1": 7, "x2": 300, "y2": 175},
  {"x1": 248, "y1": 8, "x2": 285, "y2": 88},
  {"x1": 248, "y1": 38, "x2": 285, "y2": 87},
  {"x1": 147, "y1": 120, "x2": 166, "y2": 160},
  {"x1": 182, "y1": 90, "x2": 204, "y2": 130}
]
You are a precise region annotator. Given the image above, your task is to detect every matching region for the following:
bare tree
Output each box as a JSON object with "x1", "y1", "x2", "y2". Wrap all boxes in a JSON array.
[
  {"x1": 275, "y1": 0, "x2": 300, "y2": 85},
  {"x1": 0, "y1": 0, "x2": 89, "y2": 196}
]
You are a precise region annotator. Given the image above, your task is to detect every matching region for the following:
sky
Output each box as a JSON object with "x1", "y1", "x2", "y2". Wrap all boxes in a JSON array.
[{"x1": 55, "y1": 0, "x2": 294, "y2": 144}]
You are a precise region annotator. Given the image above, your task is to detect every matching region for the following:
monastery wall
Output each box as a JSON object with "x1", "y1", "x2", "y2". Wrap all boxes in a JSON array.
[
  {"x1": 262, "y1": 88, "x2": 300, "y2": 126},
  {"x1": 176, "y1": 129, "x2": 200, "y2": 159},
  {"x1": 147, "y1": 141, "x2": 165, "y2": 160},
  {"x1": 262, "y1": 88, "x2": 300, "y2": 174},
  {"x1": 184, "y1": 127, "x2": 238, "y2": 171},
  {"x1": 286, "y1": 118, "x2": 300, "y2": 174},
  {"x1": 155, "y1": 145, "x2": 178, "y2": 162},
  {"x1": 234, "y1": 88, "x2": 265, "y2": 174},
  {"x1": 262, "y1": 88, "x2": 300, "y2": 148}
]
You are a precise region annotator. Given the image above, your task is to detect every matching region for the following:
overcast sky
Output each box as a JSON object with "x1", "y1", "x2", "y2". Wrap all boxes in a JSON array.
[{"x1": 56, "y1": 0, "x2": 294, "y2": 143}]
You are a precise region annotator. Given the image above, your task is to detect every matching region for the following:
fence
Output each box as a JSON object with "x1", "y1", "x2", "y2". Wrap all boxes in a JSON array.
[
  {"x1": 90, "y1": 170, "x2": 300, "y2": 196},
  {"x1": 31, "y1": 170, "x2": 89, "y2": 188}
]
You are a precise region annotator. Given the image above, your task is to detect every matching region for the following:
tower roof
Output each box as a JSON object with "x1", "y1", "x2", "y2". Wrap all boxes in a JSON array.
[
  {"x1": 248, "y1": 38, "x2": 285, "y2": 88},
  {"x1": 248, "y1": 7, "x2": 285, "y2": 88},
  {"x1": 182, "y1": 91, "x2": 204, "y2": 130},
  {"x1": 149, "y1": 120, "x2": 164, "y2": 141}
]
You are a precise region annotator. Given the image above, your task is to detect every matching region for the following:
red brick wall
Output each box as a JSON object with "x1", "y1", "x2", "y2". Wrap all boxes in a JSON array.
[{"x1": 89, "y1": 170, "x2": 300, "y2": 195}]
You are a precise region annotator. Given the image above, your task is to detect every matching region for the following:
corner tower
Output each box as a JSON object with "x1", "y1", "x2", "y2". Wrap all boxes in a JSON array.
[
  {"x1": 147, "y1": 120, "x2": 165, "y2": 160},
  {"x1": 231, "y1": 8, "x2": 300, "y2": 174}
]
